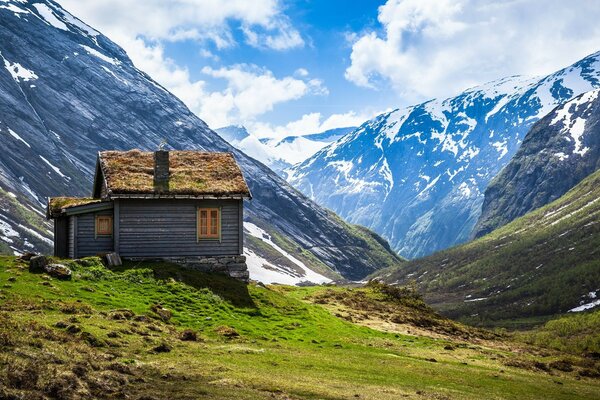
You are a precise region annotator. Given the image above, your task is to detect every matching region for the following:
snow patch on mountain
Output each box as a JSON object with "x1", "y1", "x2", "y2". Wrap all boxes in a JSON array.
[
  {"x1": 39, "y1": 155, "x2": 67, "y2": 178},
  {"x1": 32, "y1": 3, "x2": 67, "y2": 31},
  {"x1": 290, "y1": 52, "x2": 600, "y2": 258},
  {"x1": 7, "y1": 127, "x2": 31, "y2": 147},
  {"x1": 2, "y1": 54, "x2": 37, "y2": 82},
  {"x1": 550, "y1": 89, "x2": 599, "y2": 156},
  {"x1": 244, "y1": 222, "x2": 331, "y2": 285},
  {"x1": 80, "y1": 44, "x2": 120, "y2": 66}
]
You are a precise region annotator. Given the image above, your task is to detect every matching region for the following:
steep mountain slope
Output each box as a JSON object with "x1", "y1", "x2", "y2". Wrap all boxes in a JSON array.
[
  {"x1": 377, "y1": 169, "x2": 600, "y2": 326},
  {"x1": 215, "y1": 125, "x2": 355, "y2": 176},
  {"x1": 0, "y1": 0, "x2": 403, "y2": 281},
  {"x1": 289, "y1": 55, "x2": 600, "y2": 258},
  {"x1": 474, "y1": 89, "x2": 600, "y2": 237}
]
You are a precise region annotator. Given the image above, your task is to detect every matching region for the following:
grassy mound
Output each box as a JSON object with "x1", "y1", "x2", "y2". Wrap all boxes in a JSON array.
[{"x1": 0, "y1": 256, "x2": 599, "y2": 399}]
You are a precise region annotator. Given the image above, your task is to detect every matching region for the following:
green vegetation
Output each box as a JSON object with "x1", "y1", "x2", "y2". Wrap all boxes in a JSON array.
[
  {"x1": 1, "y1": 256, "x2": 599, "y2": 399},
  {"x1": 378, "y1": 169, "x2": 600, "y2": 327},
  {"x1": 47, "y1": 197, "x2": 103, "y2": 217},
  {"x1": 517, "y1": 310, "x2": 600, "y2": 356}
]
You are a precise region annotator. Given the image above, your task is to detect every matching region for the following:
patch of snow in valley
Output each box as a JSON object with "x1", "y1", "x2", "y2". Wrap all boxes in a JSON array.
[
  {"x1": 244, "y1": 222, "x2": 331, "y2": 285},
  {"x1": 464, "y1": 297, "x2": 488, "y2": 302},
  {"x1": 7, "y1": 127, "x2": 31, "y2": 147},
  {"x1": 32, "y1": 3, "x2": 68, "y2": 30},
  {"x1": 569, "y1": 299, "x2": 600, "y2": 313}
]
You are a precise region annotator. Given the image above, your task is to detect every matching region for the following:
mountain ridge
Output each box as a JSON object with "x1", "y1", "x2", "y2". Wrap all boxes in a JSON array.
[
  {"x1": 289, "y1": 53, "x2": 600, "y2": 259},
  {"x1": 375, "y1": 168, "x2": 600, "y2": 326},
  {"x1": 0, "y1": 0, "x2": 402, "y2": 281},
  {"x1": 473, "y1": 88, "x2": 600, "y2": 237}
]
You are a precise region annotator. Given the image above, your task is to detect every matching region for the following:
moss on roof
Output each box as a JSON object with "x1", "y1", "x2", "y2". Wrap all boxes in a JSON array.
[
  {"x1": 48, "y1": 197, "x2": 103, "y2": 217},
  {"x1": 98, "y1": 150, "x2": 251, "y2": 197}
]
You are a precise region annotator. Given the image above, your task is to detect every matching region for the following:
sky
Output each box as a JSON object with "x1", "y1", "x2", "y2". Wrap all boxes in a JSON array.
[{"x1": 56, "y1": 0, "x2": 600, "y2": 139}]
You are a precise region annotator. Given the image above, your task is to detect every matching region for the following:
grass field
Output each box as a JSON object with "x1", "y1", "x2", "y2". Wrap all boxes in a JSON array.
[{"x1": 0, "y1": 256, "x2": 599, "y2": 399}]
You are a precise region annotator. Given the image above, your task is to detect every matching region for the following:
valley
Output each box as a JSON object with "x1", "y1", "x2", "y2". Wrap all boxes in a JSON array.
[{"x1": 1, "y1": 256, "x2": 599, "y2": 399}]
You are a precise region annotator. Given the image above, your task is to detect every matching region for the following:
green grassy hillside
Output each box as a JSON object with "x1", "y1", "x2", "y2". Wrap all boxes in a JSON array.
[
  {"x1": 0, "y1": 256, "x2": 599, "y2": 399},
  {"x1": 377, "y1": 169, "x2": 600, "y2": 327}
]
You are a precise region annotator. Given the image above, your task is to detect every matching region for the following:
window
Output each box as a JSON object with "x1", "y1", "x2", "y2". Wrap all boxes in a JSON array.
[
  {"x1": 95, "y1": 215, "x2": 113, "y2": 237},
  {"x1": 198, "y1": 208, "x2": 220, "y2": 239}
]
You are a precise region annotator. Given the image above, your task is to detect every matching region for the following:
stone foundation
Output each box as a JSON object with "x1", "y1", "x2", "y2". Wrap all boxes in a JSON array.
[{"x1": 127, "y1": 255, "x2": 249, "y2": 282}]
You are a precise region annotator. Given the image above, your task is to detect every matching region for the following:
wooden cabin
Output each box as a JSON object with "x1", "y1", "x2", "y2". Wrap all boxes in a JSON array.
[{"x1": 47, "y1": 150, "x2": 251, "y2": 279}]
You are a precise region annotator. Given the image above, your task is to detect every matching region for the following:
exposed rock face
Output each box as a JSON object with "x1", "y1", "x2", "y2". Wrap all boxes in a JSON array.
[
  {"x1": 473, "y1": 89, "x2": 600, "y2": 237},
  {"x1": 289, "y1": 54, "x2": 600, "y2": 259},
  {"x1": 45, "y1": 263, "x2": 71, "y2": 280},
  {"x1": 0, "y1": 0, "x2": 401, "y2": 280}
]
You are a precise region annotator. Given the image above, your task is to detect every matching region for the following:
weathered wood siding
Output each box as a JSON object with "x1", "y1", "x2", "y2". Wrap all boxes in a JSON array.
[
  {"x1": 117, "y1": 199, "x2": 241, "y2": 257},
  {"x1": 68, "y1": 216, "x2": 75, "y2": 258},
  {"x1": 75, "y1": 210, "x2": 114, "y2": 257}
]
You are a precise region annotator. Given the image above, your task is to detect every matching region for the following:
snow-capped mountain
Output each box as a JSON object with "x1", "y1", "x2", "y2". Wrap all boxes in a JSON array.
[
  {"x1": 474, "y1": 88, "x2": 600, "y2": 237},
  {"x1": 263, "y1": 127, "x2": 355, "y2": 165},
  {"x1": 0, "y1": 0, "x2": 403, "y2": 281},
  {"x1": 215, "y1": 125, "x2": 355, "y2": 176},
  {"x1": 215, "y1": 125, "x2": 292, "y2": 175},
  {"x1": 289, "y1": 53, "x2": 600, "y2": 259}
]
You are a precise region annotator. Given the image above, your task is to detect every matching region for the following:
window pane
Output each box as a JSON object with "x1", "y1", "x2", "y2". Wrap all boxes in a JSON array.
[
  {"x1": 200, "y1": 210, "x2": 207, "y2": 235},
  {"x1": 210, "y1": 210, "x2": 218, "y2": 235}
]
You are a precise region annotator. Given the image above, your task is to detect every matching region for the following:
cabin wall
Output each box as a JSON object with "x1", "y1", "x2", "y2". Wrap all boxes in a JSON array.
[
  {"x1": 117, "y1": 199, "x2": 241, "y2": 258},
  {"x1": 75, "y1": 210, "x2": 114, "y2": 257},
  {"x1": 53, "y1": 217, "x2": 69, "y2": 258},
  {"x1": 68, "y1": 216, "x2": 75, "y2": 258}
]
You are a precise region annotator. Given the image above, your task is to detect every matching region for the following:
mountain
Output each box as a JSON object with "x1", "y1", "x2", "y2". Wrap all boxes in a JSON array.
[
  {"x1": 289, "y1": 54, "x2": 600, "y2": 259},
  {"x1": 214, "y1": 125, "x2": 292, "y2": 175},
  {"x1": 376, "y1": 168, "x2": 600, "y2": 327},
  {"x1": 215, "y1": 125, "x2": 355, "y2": 176},
  {"x1": 0, "y1": 0, "x2": 403, "y2": 281},
  {"x1": 265, "y1": 126, "x2": 355, "y2": 165},
  {"x1": 473, "y1": 89, "x2": 600, "y2": 237}
]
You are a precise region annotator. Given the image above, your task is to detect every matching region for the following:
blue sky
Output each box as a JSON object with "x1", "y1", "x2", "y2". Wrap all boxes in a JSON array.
[{"x1": 58, "y1": 0, "x2": 600, "y2": 139}]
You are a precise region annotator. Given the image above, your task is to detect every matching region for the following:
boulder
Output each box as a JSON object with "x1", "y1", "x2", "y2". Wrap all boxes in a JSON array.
[
  {"x1": 45, "y1": 264, "x2": 72, "y2": 280},
  {"x1": 102, "y1": 252, "x2": 122, "y2": 267},
  {"x1": 17, "y1": 252, "x2": 37, "y2": 262},
  {"x1": 29, "y1": 255, "x2": 49, "y2": 273}
]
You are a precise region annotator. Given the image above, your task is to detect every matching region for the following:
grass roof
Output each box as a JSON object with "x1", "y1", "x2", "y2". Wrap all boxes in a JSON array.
[
  {"x1": 48, "y1": 197, "x2": 103, "y2": 217},
  {"x1": 98, "y1": 150, "x2": 251, "y2": 197}
]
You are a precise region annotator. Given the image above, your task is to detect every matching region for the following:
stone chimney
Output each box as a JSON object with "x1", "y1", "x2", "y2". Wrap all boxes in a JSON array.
[{"x1": 153, "y1": 150, "x2": 169, "y2": 193}]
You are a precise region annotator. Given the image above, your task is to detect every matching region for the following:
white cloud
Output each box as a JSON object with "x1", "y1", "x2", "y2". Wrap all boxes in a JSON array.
[
  {"x1": 346, "y1": 0, "x2": 600, "y2": 100},
  {"x1": 249, "y1": 110, "x2": 376, "y2": 139},
  {"x1": 56, "y1": 0, "x2": 316, "y2": 129},
  {"x1": 200, "y1": 64, "x2": 327, "y2": 126},
  {"x1": 57, "y1": 0, "x2": 303, "y2": 50}
]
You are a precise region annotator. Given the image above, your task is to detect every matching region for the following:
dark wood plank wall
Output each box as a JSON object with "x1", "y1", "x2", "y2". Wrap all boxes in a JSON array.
[
  {"x1": 53, "y1": 217, "x2": 68, "y2": 258},
  {"x1": 68, "y1": 216, "x2": 75, "y2": 258},
  {"x1": 75, "y1": 210, "x2": 114, "y2": 257},
  {"x1": 117, "y1": 199, "x2": 241, "y2": 257}
]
